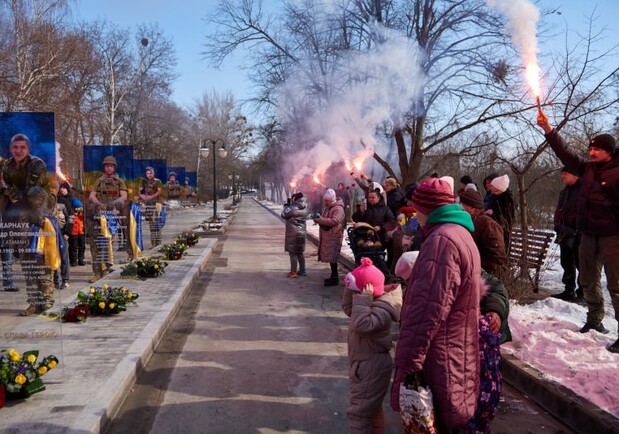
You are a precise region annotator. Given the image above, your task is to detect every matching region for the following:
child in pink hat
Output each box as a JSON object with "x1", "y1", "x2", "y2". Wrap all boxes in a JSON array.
[{"x1": 342, "y1": 257, "x2": 403, "y2": 432}]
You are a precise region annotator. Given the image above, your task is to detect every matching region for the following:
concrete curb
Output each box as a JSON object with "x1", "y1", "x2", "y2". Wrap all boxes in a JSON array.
[
  {"x1": 91, "y1": 242, "x2": 216, "y2": 433},
  {"x1": 501, "y1": 353, "x2": 619, "y2": 433}
]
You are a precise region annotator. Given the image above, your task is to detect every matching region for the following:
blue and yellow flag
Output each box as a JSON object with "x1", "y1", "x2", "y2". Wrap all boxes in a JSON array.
[
  {"x1": 30, "y1": 218, "x2": 61, "y2": 271},
  {"x1": 129, "y1": 202, "x2": 143, "y2": 258}
]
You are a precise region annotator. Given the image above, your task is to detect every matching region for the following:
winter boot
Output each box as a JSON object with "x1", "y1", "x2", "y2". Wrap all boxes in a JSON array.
[
  {"x1": 608, "y1": 337, "x2": 619, "y2": 354},
  {"x1": 552, "y1": 290, "x2": 576, "y2": 301},
  {"x1": 324, "y1": 277, "x2": 339, "y2": 286},
  {"x1": 579, "y1": 322, "x2": 609, "y2": 334}
]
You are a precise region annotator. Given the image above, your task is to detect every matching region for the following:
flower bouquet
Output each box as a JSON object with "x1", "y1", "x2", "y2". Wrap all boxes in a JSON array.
[
  {"x1": 0, "y1": 348, "x2": 59, "y2": 401},
  {"x1": 176, "y1": 231, "x2": 200, "y2": 247},
  {"x1": 159, "y1": 241, "x2": 188, "y2": 260},
  {"x1": 77, "y1": 284, "x2": 139, "y2": 315},
  {"x1": 121, "y1": 256, "x2": 168, "y2": 278},
  {"x1": 61, "y1": 304, "x2": 90, "y2": 323}
]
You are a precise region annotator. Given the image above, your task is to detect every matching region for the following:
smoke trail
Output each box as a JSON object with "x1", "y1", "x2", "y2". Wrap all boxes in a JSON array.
[
  {"x1": 279, "y1": 22, "x2": 424, "y2": 187},
  {"x1": 487, "y1": 0, "x2": 541, "y2": 94}
]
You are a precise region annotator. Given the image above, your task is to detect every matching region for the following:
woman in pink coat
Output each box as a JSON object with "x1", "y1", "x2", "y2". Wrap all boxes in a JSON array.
[
  {"x1": 313, "y1": 188, "x2": 346, "y2": 286},
  {"x1": 390, "y1": 177, "x2": 482, "y2": 432}
]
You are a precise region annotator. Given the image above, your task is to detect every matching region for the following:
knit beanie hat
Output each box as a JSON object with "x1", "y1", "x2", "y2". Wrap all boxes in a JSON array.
[
  {"x1": 394, "y1": 251, "x2": 419, "y2": 280},
  {"x1": 411, "y1": 177, "x2": 455, "y2": 215},
  {"x1": 560, "y1": 166, "x2": 579, "y2": 177},
  {"x1": 404, "y1": 185, "x2": 417, "y2": 201},
  {"x1": 60, "y1": 182, "x2": 71, "y2": 191},
  {"x1": 344, "y1": 257, "x2": 385, "y2": 297},
  {"x1": 490, "y1": 174, "x2": 509, "y2": 193},
  {"x1": 439, "y1": 176, "x2": 454, "y2": 194},
  {"x1": 292, "y1": 192, "x2": 304, "y2": 201},
  {"x1": 460, "y1": 175, "x2": 473, "y2": 185},
  {"x1": 464, "y1": 183, "x2": 478, "y2": 192},
  {"x1": 145, "y1": 166, "x2": 155, "y2": 173},
  {"x1": 323, "y1": 188, "x2": 336, "y2": 201},
  {"x1": 72, "y1": 197, "x2": 83, "y2": 208},
  {"x1": 459, "y1": 190, "x2": 484, "y2": 209},
  {"x1": 589, "y1": 133, "x2": 616, "y2": 155}
]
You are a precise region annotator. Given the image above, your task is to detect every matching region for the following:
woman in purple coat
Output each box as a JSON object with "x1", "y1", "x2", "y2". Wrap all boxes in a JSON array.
[{"x1": 390, "y1": 177, "x2": 482, "y2": 432}]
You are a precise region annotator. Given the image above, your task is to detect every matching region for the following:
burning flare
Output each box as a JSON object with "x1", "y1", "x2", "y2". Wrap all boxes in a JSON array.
[
  {"x1": 526, "y1": 61, "x2": 542, "y2": 111},
  {"x1": 57, "y1": 169, "x2": 69, "y2": 182}
]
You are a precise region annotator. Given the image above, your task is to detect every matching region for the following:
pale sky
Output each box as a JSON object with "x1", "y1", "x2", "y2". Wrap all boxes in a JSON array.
[{"x1": 74, "y1": 1, "x2": 619, "y2": 112}]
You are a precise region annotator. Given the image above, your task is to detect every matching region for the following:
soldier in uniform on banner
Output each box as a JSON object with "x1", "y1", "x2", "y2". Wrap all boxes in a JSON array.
[
  {"x1": 1, "y1": 133, "x2": 56, "y2": 316},
  {"x1": 166, "y1": 171, "x2": 181, "y2": 201},
  {"x1": 139, "y1": 166, "x2": 164, "y2": 247},
  {"x1": 87, "y1": 155, "x2": 128, "y2": 282}
]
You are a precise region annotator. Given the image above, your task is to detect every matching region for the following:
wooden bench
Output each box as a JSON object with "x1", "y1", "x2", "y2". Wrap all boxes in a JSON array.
[{"x1": 508, "y1": 227, "x2": 554, "y2": 292}]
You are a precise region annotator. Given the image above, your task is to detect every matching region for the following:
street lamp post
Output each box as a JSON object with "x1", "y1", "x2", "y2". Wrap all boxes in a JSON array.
[{"x1": 202, "y1": 138, "x2": 227, "y2": 220}]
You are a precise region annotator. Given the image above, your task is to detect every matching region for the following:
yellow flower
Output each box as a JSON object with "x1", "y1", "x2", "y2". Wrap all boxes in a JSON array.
[
  {"x1": 99, "y1": 302, "x2": 106, "y2": 309},
  {"x1": 102, "y1": 284, "x2": 110, "y2": 290},
  {"x1": 154, "y1": 264, "x2": 159, "y2": 269},
  {"x1": 109, "y1": 303, "x2": 116, "y2": 309},
  {"x1": 48, "y1": 360, "x2": 57, "y2": 369},
  {"x1": 38, "y1": 366, "x2": 48, "y2": 376},
  {"x1": 8, "y1": 349, "x2": 20, "y2": 362},
  {"x1": 15, "y1": 374, "x2": 26, "y2": 385},
  {"x1": 127, "y1": 293, "x2": 133, "y2": 299},
  {"x1": 121, "y1": 287, "x2": 127, "y2": 292},
  {"x1": 27, "y1": 354, "x2": 36, "y2": 364},
  {"x1": 90, "y1": 287, "x2": 95, "y2": 294}
]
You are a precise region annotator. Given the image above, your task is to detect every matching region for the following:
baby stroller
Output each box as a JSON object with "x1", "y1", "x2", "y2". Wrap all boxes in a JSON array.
[{"x1": 347, "y1": 223, "x2": 392, "y2": 281}]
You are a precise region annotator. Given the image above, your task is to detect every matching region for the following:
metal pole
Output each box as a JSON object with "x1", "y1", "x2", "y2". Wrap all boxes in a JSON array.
[{"x1": 212, "y1": 140, "x2": 217, "y2": 220}]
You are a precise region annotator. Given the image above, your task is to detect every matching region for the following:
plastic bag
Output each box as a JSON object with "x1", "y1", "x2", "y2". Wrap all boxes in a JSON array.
[{"x1": 399, "y1": 382, "x2": 437, "y2": 434}]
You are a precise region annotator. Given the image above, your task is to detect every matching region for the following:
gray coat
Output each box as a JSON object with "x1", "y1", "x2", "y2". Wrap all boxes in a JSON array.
[
  {"x1": 342, "y1": 284, "x2": 403, "y2": 430},
  {"x1": 281, "y1": 197, "x2": 308, "y2": 253},
  {"x1": 315, "y1": 198, "x2": 346, "y2": 263}
]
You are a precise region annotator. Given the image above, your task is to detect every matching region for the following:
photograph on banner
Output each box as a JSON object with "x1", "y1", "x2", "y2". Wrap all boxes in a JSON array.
[
  {"x1": 1, "y1": 112, "x2": 65, "y2": 392},
  {"x1": 83, "y1": 146, "x2": 136, "y2": 280},
  {"x1": 180, "y1": 171, "x2": 197, "y2": 206},
  {"x1": 165, "y1": 166, "x2": 185, "y2": 206},
  {"x1": 134, "y1": 160, "x2": 166, "y2": 250}
]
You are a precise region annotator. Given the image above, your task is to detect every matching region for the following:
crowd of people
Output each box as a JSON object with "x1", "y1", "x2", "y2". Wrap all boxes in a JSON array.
[
  {"x1": 280, "y1": 112, "x2": 619, "y2": 432},
  {"x1": 0, "y1": 135, "x2": 195, "y2": 316}
]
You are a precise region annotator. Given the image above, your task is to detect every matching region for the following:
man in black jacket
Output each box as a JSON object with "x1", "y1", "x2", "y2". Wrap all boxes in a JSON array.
[
  {"x1": 538, "y1": 110, "x2": 619, "y2": 353},
  {"x1": 553, "y1": 167, "x2": 583, "y2": 303}
]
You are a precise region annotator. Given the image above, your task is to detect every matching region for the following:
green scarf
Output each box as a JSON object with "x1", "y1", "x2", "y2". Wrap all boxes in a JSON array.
[{"x1": 426, "y1": 203, "x2": 475, "y2": 232}]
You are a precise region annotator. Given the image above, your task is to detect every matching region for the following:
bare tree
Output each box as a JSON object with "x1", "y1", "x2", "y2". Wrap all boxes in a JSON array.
[
  {"x1": 191, "y1": 91, "x2": 256, "y2": 196},
  {"x1": 86, "y1": 20, "x2": 177, "y2": 145}
]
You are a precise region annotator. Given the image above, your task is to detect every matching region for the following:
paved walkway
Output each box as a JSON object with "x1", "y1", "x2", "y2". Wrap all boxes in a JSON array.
[{"x1": 111, "y1": 197, "x2": 403, "y2": 433}]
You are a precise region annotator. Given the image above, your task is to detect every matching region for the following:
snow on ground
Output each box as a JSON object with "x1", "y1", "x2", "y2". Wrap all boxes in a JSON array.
[{"x1": 263, "y1": 200, "x2": 619, "y2": 418}]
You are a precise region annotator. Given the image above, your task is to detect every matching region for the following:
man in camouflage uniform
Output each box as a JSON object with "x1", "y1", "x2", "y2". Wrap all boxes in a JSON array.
[
  {"x1": 1, "y1": 133, "x2": 55, "y2": 316},
  {"x1": 180, "y1": 177, "x2": 196, "y2": 204},
  {"x1": 139, "y1": 166, "x2": 164, "y2": 247},
  {"x1": 166, "y1": 172, "x2": 181, "y2": 200},
  {"x1": 87, "y1": 156, "x2": 127, "y2": 282}
]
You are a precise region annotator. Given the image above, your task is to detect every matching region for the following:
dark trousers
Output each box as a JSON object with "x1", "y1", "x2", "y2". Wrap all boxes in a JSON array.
[
  {"x1": 579, "y1": 233, "x2": 619, "y2": 325},
  {"x1": 559, "y1": 235, "x2": 581, "y2": 294},
  {"x1": 69, "y1": 234, "x2": 86, "y2": 265}
]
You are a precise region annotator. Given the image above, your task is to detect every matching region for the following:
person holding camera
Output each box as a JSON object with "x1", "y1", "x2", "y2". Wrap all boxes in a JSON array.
[{"x1": 281, "y1": 192, "x2": 308, "y2": 278}]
